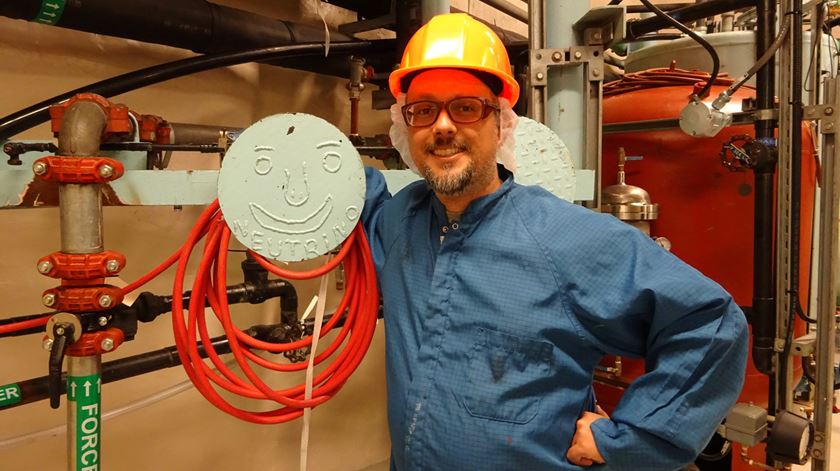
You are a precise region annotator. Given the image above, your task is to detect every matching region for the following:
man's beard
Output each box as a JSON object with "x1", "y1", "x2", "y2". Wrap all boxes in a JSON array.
[
  {"x1": 420, "y1": 158, "x2": 475, "y2": 196},
  {"x1": 417, "y1": 137, "x2": 496, "y2": 197}
]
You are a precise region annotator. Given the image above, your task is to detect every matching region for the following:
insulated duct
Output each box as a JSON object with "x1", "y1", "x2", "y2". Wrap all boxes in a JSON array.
[{"x1": 0, "y1": 0, "x2": 352, "y2": 53}]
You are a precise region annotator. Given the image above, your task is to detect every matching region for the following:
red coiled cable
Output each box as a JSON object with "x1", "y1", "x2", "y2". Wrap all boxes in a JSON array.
[
  {"x1": 2, "y1": 199, "x2": 378, "y2": 423},
  {"x1": 169, "y1": 200, "x2": 379, "y2": 423}
]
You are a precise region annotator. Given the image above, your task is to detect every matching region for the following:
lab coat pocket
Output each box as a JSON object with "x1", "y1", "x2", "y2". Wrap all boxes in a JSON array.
[{"x1": 463, "y1": 327, "x2": 553, "y2": 424}]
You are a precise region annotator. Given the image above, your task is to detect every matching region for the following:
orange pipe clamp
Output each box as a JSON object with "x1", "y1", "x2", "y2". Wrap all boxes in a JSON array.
[
  {"x1": 41, "y1": 285, "x2": 124, "y2": 312},
  {"x1": 66, "y1": 328, "x2": 126, "y2": 357},
  {"x1": 31, "y1": 156, "x2": 124, "y2": 184},
  {"x1": 48, "y1": 93, "x2": 132, "y2": 137},
  {"x1": 37, "y1": 250, "x2": 126, "y2": 279}
]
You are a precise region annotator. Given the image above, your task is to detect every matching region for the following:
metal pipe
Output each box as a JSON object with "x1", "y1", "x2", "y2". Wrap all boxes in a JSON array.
[
  {"x1": 59, "y1": 186, "x2": 103, "y2": 254},
  {"x1": 168, "y1": 123, "x2": 229, "y2": 145},
  {"x1": 721, "y1": 12, "x2": 735, "y2": 31},
  {"x1": 348, "y1": 56, "x2": 367, "y2": 137},
  {"x1": 396, "y1": 0, "x2": 423, "y2": 64},
  {"x1": 421, "y1": 0, "x2": 450, "y2": 22},
  {"x1": 57, "y1": 101, "x2": 107, "y2": 254},
  {"x1": 545, "y1": 1, "x2": 594, "y2": 205},
  {"x1": 811, "y1": 76, "x2": 839, "y2": 471},
  {"x1": 625, "y1": 0, "x2": 756, "y2": 40},
  {"x1": 0, "y1": 41, "x2": 386, "y2": 141},
  {"x1": 66, "y1": 355, "x2": 101, "y2": 471},
  {"x1": 477, "y1": 0, "x2": 528, "y2": 23},
  {"x1": 55, "y1": 99, "x2": 108, "y2": 471},
  {"x1": 527, "y1": 0, "x2": 545, "y2": 122},
  {"x1": 0, "y1": 0, "x2": 351, "y2": 54}
]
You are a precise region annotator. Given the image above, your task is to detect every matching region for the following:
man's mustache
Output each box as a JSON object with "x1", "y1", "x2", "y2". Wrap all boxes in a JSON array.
[{"x1": 425, "y1": 138, "x2": 468, "y2": 153}]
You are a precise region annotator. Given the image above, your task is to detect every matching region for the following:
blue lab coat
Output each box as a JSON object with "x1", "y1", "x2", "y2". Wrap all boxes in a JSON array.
[{"x1": 362, "y1": 166, "x2": 748, "y2": 471}]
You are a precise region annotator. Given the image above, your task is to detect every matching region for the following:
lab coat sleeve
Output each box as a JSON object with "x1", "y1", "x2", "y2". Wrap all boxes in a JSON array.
[
  {"x1": 554, "y1": 211, "x2": 748, "y2": 470},
  {"x1": 361, "y1": 166, "x2": 392, "y2": 273}
]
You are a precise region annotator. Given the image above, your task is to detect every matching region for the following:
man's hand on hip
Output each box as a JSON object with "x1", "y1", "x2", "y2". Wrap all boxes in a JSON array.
[{"x1": 566, "y1": 405, "x2": 609, "y2": 467}]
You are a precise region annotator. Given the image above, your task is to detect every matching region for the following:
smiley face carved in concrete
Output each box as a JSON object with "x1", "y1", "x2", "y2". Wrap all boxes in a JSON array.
[{"x1": 218, "y1": 113, "x2": 365, "y2": 262}]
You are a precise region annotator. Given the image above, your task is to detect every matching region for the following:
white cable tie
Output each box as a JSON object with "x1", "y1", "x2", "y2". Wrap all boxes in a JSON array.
[
  {"x1": 316, "y1": 0, "x2": 330, "y2": 56},
  {"x1": 300, "y1": 255, "x2": 331, "y2": 471},
  {"x1": 300, "y1": 295, "x2": 319, "y2": 322}
]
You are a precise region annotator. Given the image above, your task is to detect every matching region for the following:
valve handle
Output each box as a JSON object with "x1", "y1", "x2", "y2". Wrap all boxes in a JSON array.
[{"x1": 48, "y1": 322, "x2": 74, "y2": 409}]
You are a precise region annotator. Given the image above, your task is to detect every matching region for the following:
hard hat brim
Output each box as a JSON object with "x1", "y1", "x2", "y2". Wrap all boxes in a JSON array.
[{"x1": 389, "y1": 64, "x2": 520, "y2": 106}]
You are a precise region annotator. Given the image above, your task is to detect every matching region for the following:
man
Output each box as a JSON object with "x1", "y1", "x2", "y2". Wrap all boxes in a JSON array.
[{"x1": 361, "y1": 13, "x2": 748, "y2": 470}]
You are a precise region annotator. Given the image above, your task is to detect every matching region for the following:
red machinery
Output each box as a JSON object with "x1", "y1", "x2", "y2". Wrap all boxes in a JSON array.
[{"x1": 597, "y1": 71, "x2": 817, "y2": 469}]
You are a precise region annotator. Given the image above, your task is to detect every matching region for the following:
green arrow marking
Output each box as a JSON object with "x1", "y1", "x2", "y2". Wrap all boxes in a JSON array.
[
  {"x1": 69, "y1": 374, "x2": 101, "y2": 471},
  {"x1": 0, "y1": 383, "x2": 22, "y2": 407},
  {"x1": 33, "y1": 0, "x2": 66, "y2": 26}
]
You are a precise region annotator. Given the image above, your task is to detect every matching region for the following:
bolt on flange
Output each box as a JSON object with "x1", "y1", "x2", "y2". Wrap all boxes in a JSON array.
[
  {"x1": 42, "y1": 293, "x2": 56, "y2": 307},
  {"x1": 32, "y1": 161, "x2": 47, "y2": 175},
  {"x1": 37, "y1": 261, "x2": 53, "y2": 274},
  {"x1": 105, "y1": 259, "x2": 120, "y2": 273}
]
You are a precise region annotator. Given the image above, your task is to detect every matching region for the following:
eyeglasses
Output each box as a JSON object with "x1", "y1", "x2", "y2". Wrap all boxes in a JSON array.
[{"x1": 401, "y1": 97, "x2": 500, "y2": 127}]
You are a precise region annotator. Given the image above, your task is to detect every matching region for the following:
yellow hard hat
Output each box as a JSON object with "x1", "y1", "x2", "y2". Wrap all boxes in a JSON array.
[{"x1": 389, "y1": 13, "x2": 520, "y2": 106}]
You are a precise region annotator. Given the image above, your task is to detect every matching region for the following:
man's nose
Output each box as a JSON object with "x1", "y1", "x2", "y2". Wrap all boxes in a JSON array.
[{"x1": 432, "y1": 109, "x2": 456, "y2": 136}]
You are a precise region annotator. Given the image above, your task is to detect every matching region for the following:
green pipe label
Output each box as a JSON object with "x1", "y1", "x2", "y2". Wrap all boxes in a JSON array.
[
  {"x1": 0, "y1": 383, "x2": 22, "y2": 407},
  {"x1": 33, "y1": 0, "x2": 66, "y2": 26},
  {"x1": 69, "y1": 374, "x2": 101, "y2": 471}
]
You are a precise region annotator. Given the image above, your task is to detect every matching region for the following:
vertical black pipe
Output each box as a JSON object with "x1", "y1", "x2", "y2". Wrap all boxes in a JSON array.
[
  {"x1": 395, "y1": 0, "x2": 423, "y2": 64},
  {"x1": 752, "y1": 1, "x2": 779, "y2": 467},
  {"x1": 751, "y1": 0, "x2": 777, "y2": 380}
]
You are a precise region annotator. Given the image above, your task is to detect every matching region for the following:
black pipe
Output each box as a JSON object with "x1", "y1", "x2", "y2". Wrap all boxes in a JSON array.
[
  {"x1": 132, "y1": 278, "x2": 296, "y2": 323},
  {"x1": 625, "y1": 0, "x2": 756, "y2": 40},
  {"x1": 396, "y1": 0, "x2": 423, "y2": 64},
  {"x1": 0, "y1": 305, "x2": 378, "y2": 411},
  {"x1": 0, "y1": 0, "x2": 351, "y2": 54},
  {"x1": 639, "y1": 0, "x2": 720, "y2": 99},
  {"x1": 626, "y1": 4, "x2": 694, "y2": 14},
  {"x1": 751, "y1": 0, "x2": 777, "y2": 380},
  {"x1": 0, "y1": 41, "x2": 392, "y2": 141},
  {"x1": 0, "y1": 278, "x2": 297, "y2": 337},
  {"x1": 0, "y1": 336, "x2": 231, "y2": 411}
]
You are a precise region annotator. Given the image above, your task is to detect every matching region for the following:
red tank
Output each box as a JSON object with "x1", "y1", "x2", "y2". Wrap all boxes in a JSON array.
[{"x1": 596, "y1": 70, "x2": 817, "y2": 470}]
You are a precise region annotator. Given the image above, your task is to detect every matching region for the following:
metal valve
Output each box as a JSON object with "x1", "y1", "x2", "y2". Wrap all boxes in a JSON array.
[
  {"x1": 44, "y1": 313, "x2": 83, "y2": 409},
  {"x1": 47, "y1": 322, "x2": 75, "y2": 409}
]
